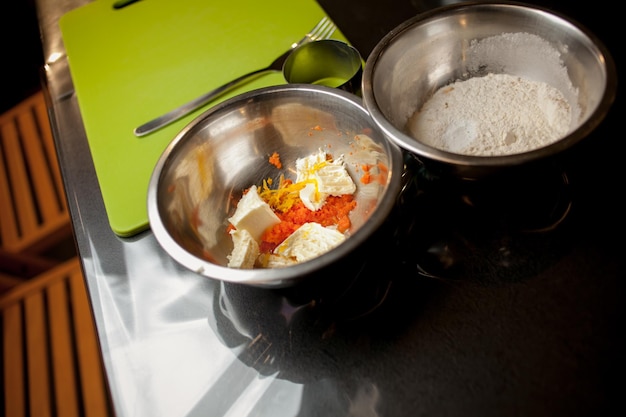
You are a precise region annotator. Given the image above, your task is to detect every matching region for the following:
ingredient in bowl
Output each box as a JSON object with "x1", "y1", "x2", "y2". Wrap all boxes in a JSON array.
[
  {"x1": 272, "y1": 221, "x2": 346, "y2": 263},
  {"x1": 268, "y1": 152, "x2": 282, "y2": 169},
  {"x1": 408, "y1": 73, "x2": 573, "y2": 156},
  {"x1": 227, "y1": 228, "x2": 259, "y2": 269},
  {"x1": 261, "y1": 194, "x2": 356, "y2": 251},
  {"x1": 227, "y1": 185, "x2": 280, "y2": 242},
  {"x1": 227, "y1": 149, "x2": 358, "y2": 269},
  {"x1": 295, "y1": 149, "x2": 356, "y2": 211}
]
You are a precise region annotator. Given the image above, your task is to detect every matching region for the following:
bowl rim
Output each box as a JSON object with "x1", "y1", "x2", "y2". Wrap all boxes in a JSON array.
[
  {"x1": 147, "y1": 84, "x2": 404, "y2": 287},
  {"x1": 361, "y1": 0, "x2": 617, "y2": 170}
]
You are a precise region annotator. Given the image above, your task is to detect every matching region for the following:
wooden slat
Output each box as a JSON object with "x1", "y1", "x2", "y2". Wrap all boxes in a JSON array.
[
  {"x1": 1, "y1": 258, "x2": 113, "y2": 416},
  {"x1": 0, "y1": 248, "x2": 58, "y2": 281},
  {"x1": 3, "y1": 303, "x2": 26, "y2": 417},
  {"x1": 0, "y1": 132, "x2": 20, "y2": 247},
  {"x1": 0, "y1": 90, "x2": 72, "y2": 256},
  {"x1": 17, "y1": 105, "x2": 60, "y2": 223},
  {"x1": 0, "y1": 258, "x2": 70, "y2": 309},
  {"x1": 0, "y1": 119, "x2": 39, "y2": 246},
  {"x1": 47, "y1": 279, "x2": 80, "y2": 417},
  {"x1": 0, "y1": 272, "x2": 26, "y2": 293},
  {"x1": 24, "y1": 290, "x2": 52, "y2": 417},
  {"x1": 33, "y1": 96, "x2": 66, "y2": 201},
  {"x1": 69, "y1": 267, "x2": 111, "y2": 417}
]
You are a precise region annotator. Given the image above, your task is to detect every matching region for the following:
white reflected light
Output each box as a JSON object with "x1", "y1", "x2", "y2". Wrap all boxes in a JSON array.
[{"x1": 46, "y1": 51, "x2": 63, "y2": 64}]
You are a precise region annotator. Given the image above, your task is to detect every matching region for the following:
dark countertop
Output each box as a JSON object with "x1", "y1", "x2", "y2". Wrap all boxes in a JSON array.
[{"x1": 37, "y1": 0, "x2": 624, "y2": 415}]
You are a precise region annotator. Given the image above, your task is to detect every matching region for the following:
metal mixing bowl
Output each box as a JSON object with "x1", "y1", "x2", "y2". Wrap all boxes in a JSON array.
[
  {"x1": 362, "y1": 1, "x2": 617, "y2": 179},
  {"x1": 147, "y1": 84, "x2": 403, "y2": 288}
]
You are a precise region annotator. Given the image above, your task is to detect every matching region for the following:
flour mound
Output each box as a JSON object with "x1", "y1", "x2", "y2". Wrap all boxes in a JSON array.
[{"x1": 408, "y1": 73, "x2": 573, "y2": 156}]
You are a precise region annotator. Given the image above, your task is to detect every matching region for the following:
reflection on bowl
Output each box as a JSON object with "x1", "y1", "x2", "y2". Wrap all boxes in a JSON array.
[
  {"x1": 147, "y1": 84, "x2": 403, "y2": 288},
  {"x1": 362, "y1": 1, "x2": 617, "y2": 179}
]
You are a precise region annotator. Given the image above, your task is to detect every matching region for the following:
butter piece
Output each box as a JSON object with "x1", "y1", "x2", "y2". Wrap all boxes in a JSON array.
[
  {"x1": 256, "y1": 253, "x2": 298, "y2": 268},
  {"x1": 273, "y1": 222, "x2": 346, "y2": 263},
  {"x1": 296, "y1": 150, "x2": 356, "y2": 211},
  {"x1": 228, "y1": 185, "x2": 280, "y2": 242},
  {"x1": 227, "y1": 229, "x2": 259, "y2": 269}
]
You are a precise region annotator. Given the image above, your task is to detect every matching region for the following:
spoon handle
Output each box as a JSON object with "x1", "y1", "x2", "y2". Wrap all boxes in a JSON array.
[{"x1": 134, "y1": 67, "x2": 276, "y2": 137}]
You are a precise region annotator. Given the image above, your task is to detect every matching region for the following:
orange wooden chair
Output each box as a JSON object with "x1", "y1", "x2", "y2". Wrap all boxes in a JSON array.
[
  {"x1": 0, "y1": 90, "x2": 74, "y2": 287},
  {"x1": 0, "y1": 257, "x2": 113, "y2": 417}
]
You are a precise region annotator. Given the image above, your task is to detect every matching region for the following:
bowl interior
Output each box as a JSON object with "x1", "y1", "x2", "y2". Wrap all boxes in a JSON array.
[
  {"x1": 148, "y1": 85, "x2": 402, "y2": 287},
  {"x1": 363, "y1": 2, "x2": 616, "y2": 175}
]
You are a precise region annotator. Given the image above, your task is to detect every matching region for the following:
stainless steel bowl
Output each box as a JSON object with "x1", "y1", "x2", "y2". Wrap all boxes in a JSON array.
[
  {"x1": 362, "y1": 1, "x2": 617, "y2": 179},
  {"x1": 147, "y1": 84, "x2": 403, "y2": 288}
]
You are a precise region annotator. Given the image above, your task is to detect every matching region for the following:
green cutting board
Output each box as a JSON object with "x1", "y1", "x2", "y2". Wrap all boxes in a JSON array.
[{"x1": 60, "y1": 0, "x2": 347, "y2": 237}]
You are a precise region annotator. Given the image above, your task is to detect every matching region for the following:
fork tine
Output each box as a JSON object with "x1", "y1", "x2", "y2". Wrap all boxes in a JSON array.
[
  {"x1": 308, "y1": 16, "x2": 330, "y2": 38},
  {"x1": 310, "y1": 18, "x2": 336, "y2": 41},
  {"x1": 316, "y1": 20, "x2": 337, "y2": 41},
  {"x1": 292, "y1": 16, "x2": 337, "y2": 48},
  {"x1": 292, "y1": 16, "x2": 326, "y2": 48}
]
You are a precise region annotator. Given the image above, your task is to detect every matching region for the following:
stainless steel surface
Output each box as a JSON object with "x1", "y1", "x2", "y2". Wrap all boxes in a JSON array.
[
  {"x1": 147, "y1": 84, "x2": 402, "y2": 287},
  {"x1": 133, "y1": 17, "x2": 337, "y2": 137},
  {"x1": 37, "y1": 0, "x2": 624, "y2": 416},
  {"x1": 362, "y1": 1, "x2": 617, "y2": 179}
]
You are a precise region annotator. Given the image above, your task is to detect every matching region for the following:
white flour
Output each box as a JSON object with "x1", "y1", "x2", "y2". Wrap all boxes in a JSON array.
[
  {"x1": 407, "y1": 32, "x2": 580, "y2": 157},
  {"x1": 408, "y1": 73, "x2": 573, "y2": 156}
]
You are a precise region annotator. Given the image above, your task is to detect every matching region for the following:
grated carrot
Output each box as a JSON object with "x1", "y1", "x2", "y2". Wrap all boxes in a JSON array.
[
  {"x1": 268, "y1": 152, "x2": 282, "y2": 169},
  {"x1": 259, "y1": 194, "x2": 356, "y2": 252},
  {"x1": 231, "y1": 149, "x2": 359, "y2": 255},
  {"x1": 360, "y1": 162, "x2": 389, "y2": 185}
]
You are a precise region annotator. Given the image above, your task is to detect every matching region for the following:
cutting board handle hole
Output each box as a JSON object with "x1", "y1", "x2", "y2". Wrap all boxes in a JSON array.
[{"x1": 113, "y1": 0, "x2": 142, "y2": 10}]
